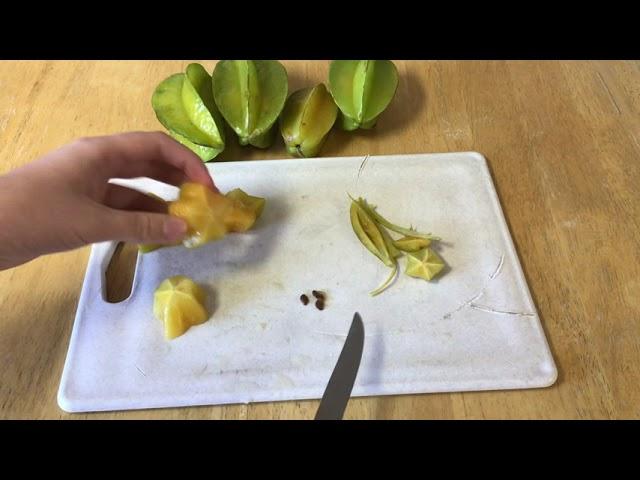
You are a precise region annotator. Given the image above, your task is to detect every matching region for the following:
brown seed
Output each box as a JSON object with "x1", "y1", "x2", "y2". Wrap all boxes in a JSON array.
[
  {"x1": 300, "y1": 294, "x2": 309, "y2": 305},
  {"x1": 312, "y1": 290, "x2": 326, "y2": 300},
  {"x1": 315, "y1": 299, "x2": 325, "y2": 311}
]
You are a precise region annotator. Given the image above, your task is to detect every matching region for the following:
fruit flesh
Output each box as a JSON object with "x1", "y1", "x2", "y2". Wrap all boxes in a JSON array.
[
  {"x1": 405, "y1": 248, "x2": 445, "y2": 281},
  {"x1": 225, "y1": 188, "x2": 266, "y2": 221},
  {"x1": 139, "y1": 184, "x2": 265, "y2": 253},
  {"x1": 170, "y1": 183, "x2": 232, "y2": 247},
  {"x1": 153, "y1": 275, "x2": 208, "y2": 340}
]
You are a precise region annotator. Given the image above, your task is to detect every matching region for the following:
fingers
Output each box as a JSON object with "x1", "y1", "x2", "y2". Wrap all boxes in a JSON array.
[
  {"x1": 103, "y1": 184, "x2": 168, "y2": 214},
  {"x1": 80, "y1": 131, "x2": 217, "y2": 191},
  {"x1": 89, "y1": 206, "x2": 188, "y2": 245}
]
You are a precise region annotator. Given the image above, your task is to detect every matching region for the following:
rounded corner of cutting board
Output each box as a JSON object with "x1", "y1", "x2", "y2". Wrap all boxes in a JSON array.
[
  {"x1": 57, "y1": 379, "x2": 85, "y2": 414},
  {"x1": 464, "y1": 151, "x2": 489, "y2": 165},
  {"x1": 56, "y1": 385, "x2": 76, "y2": 413},
  {"x1": 538, "y1": 360, "x2": 559, "y2": 389}
]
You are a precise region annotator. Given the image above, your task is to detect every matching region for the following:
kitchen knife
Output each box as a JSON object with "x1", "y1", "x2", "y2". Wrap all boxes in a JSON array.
[{"x1": 314, "y1": 312, "x2": 365, "y2": 420}]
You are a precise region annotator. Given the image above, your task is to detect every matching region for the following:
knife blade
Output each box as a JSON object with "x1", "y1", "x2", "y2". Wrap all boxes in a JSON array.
[{"x1": 314, "y1": 312, "x2": 365, "y2": 420}]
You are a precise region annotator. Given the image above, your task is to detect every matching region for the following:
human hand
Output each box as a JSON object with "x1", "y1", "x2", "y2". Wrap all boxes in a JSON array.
[{"x1": 0, "y1": 131, "x2": 216, "y2": 270}]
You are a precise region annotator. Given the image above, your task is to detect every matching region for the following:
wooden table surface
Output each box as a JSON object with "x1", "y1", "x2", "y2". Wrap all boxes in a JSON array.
[{"x1": 0, "y1": 60, "x2": 638, "y2": 419}]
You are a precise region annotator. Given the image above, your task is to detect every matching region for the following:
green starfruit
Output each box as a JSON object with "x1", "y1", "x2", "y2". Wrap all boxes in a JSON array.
[
  {"x1": 328, "y1": 60, "x2": 399, "y2": 131},
  {"x1": 212, "y1": 60, "x2": 288, "y2": 148}
]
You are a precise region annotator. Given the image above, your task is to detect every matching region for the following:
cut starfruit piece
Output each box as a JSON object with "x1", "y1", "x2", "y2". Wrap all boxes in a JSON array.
[
  {"x1": 139, "y1": 183, "x2": 265, "y2": 252},
  {"x1": 225, "y1": 188, "x2": 266, "y2": 221},
  {"x1": 153, "y1": 275, "x2": 208, "y2": 340},
  {"x1": 169, "y1": 183, "x2": 263, "y2": 248},
  {"x1": 405, "y1": 248, "x2": 445, "y2": 281}
]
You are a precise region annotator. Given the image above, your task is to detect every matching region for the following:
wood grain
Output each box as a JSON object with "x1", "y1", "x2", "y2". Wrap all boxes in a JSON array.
[{"x1": 0, "y1": 60, "x2": 638, "y2": 419}]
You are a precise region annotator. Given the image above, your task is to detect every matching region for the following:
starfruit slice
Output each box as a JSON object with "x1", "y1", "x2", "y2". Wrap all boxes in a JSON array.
[
  {"x1": 139, "y1": 184, "x2": 264, "y2": 252},
  {"x1": 223, "y1": 189, "x2": 265, "y2": 233},
  {"x1": 153, "y1": 275, "x2": 208, "y2": 340},
  {"x1": 405, "y1": 247, "x2": 445, "y2": 281},
  {"x1": 170, "y1": 183, "x2": 264, "y2": 248},
  {"x1": 225, "y1": 188, "x2": 266, "y2": 219},
  {"x1": 279, "y1": 84, "x2": 338, "y2": 158},
  {"x1": 328, "y1": 60, "x2": 399, "y2": 131},
  {"x1": 212, "y1": 60, "x2": 288, "y2": 148},
  {"x1": 170, "y1": 183, "x2": 233, "y2": 248}
]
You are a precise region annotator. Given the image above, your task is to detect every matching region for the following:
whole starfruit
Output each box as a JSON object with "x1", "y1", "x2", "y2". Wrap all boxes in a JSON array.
[
  {"x1": 152, "y1": 63, "x2": 226, "y2": 161},
  {"x1": 328, "y1": 60, "x2": 399, "y2": 131},
  {"x1": 212, "y1": 60, "x2": 288, "y2": 148},
  {"x1": 279, "y1": 84, "x2": 338, "y2": 158}
]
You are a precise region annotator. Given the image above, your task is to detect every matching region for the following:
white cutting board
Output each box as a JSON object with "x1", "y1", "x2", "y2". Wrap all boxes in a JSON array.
[{"x1": 58, "y1": 152, "x2": 557, "y2": 413}]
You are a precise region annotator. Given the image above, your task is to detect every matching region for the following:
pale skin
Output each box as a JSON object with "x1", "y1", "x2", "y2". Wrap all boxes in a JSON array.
[{"x1": 0, "y1": 131, "x2": 218, "y2": 271}]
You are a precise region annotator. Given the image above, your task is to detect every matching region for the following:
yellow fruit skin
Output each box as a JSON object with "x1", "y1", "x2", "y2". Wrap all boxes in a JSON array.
[
  {"x1": 279, "y1": 84, "x2": 338, "y2": 158},
  {"x1": 154, "y1": 276, "x2": 208, "y2": 340}
]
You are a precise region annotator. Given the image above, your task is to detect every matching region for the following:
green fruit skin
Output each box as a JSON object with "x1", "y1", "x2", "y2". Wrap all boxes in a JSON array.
[
  {"x1": 169, "y1": 130, "x2": 222, "y2": 162},
  {"x1": 286, "y1": 136, "x2": 328, "y2": 158},
  {"x1": 152, "y1": 74, "x2": 215, "y2": 147},
  {"x1": 299, "y1": 138, "x2": 326, "y2": 158},
  {"x1": 340, "y1": 112, "x2": 361, "y2": 131},
  {"x1": 247, "y1": 124, "x2": 277, "y2": 149},
  {"x1": 279, "y1": 84, "x2": 338, "y2": 158},
  {"x1": 329, "y1": 60, "x2": 398, "y2": 131},
  {"x1": 212, "y1": 60, "x2": 288, "y2": 148},
  {"x1": 340, "y1": 112, "x2": 378, "y2": 131},
  {"x1": 287, "y1": 144, "x2": 302, "y2": 157},
  {"x1": 152, "y1": 69, "x2": 226, "y2": 160},
  {"x1": 182, "y1": 63, "x2": 225, "y2": 148}
]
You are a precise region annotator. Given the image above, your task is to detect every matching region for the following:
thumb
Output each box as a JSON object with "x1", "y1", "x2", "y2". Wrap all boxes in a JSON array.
[{"x1": 97, "y1": 209, "x2": 188, "y2": 244}]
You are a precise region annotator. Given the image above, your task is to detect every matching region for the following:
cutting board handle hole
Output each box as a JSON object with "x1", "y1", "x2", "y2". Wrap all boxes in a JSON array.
[{"x1": 105, "y1": 242, "x2": 138, "y2": 303}]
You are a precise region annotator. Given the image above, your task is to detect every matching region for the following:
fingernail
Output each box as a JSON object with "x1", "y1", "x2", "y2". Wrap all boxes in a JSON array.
[{"x1": 164, "y1": 217, "x2": 187, "y2": 241}]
